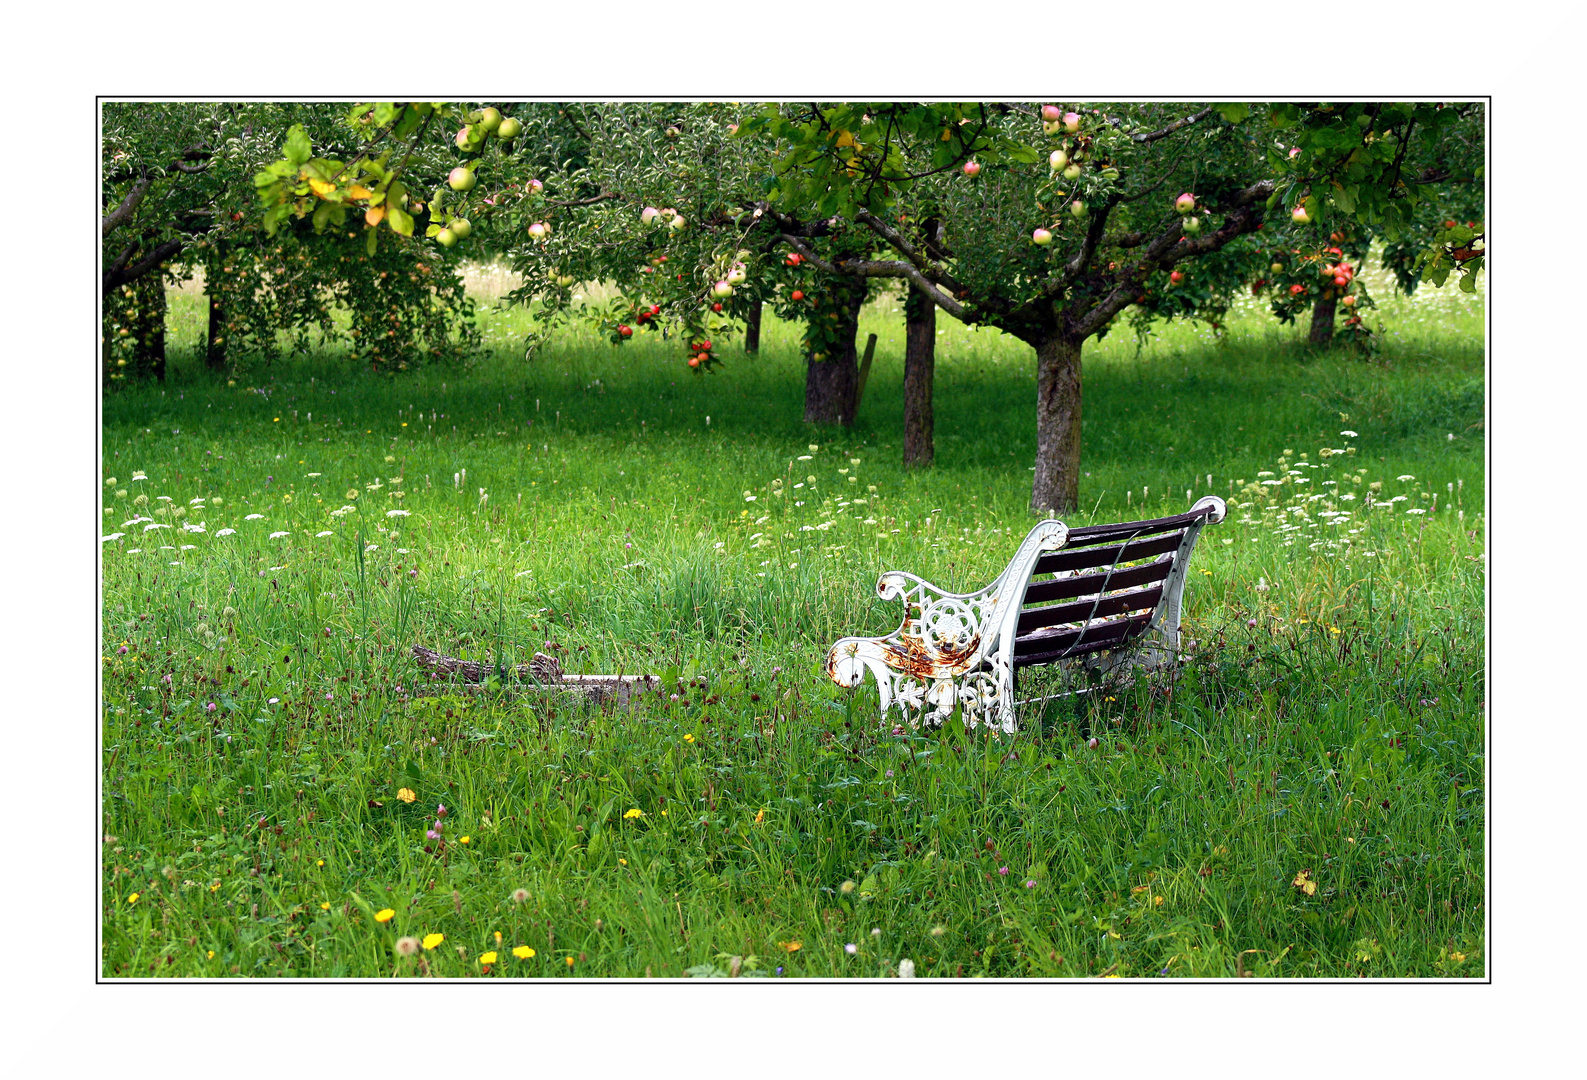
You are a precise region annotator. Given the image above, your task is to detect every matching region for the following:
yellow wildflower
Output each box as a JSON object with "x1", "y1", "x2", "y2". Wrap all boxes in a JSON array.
[
  {"x1": 566, "y1": 956, "x2": 575, "y2": 968},
  {"x1": 683, "y1": 733, "x2": 695, "y2": 743},
  {"x1": 459, "y1": 836, "x2": 471, "y2": 845},
  {"x1": 513, "y1": 946, "x2": 536, "y2": 959},
  {"x1": 375, "y1": 908, "x2": 396, "y2": 922},
  {"x1": 320, "y1": 902, "x2": 331, "y2": 911},
  {"x1": 1450, "y1": 951, "x2": 1466, "y2": 962},
  {"x1": 206, "y1": 950, "x2": 215, "y2": 960},
  {"x1": 316, "y1": 859, "x2": 325, "y2": 867},
  {"x1": 422, "y1": 933, "x2": 444, "y2": 950},
  {"x1": 479, "y1": 951, "x2": 498, "y2": 965},
  {"x1": 127, "y1": 893, "x2": 140, "y2": 905},
  {"x1": 397, "y1": 787, "x2": 417, "y2": 803},
  {"x1": 624, "y1": 808, "x2": 644, "y2": 819},
  {"x1": 779, "y1": 941, "x2": 802, "y2": 952},
  {"x1": 754, "y1": 808, "x2": 765, "y2": 826}
]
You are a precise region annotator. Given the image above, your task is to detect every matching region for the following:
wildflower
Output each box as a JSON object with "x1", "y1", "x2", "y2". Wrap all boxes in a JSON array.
[
  {"x1": 397, "y1": 788, "x2": 416, "y2": 803},
  {"x1": 623, "y1": 808, "x2": 644, "y2": 819},
  {"x1": 479, "y1": 951, "x2": 498, "y2": 965},
  {"x1": 899, "y1": 959, "x2": 916, "y2": 978},
  {"x1": 316, "y1": 530, "x2": 334, "y2": 537},
  {"x1": 754, "y1": 808, "x2": 765, "y2": 826},
  {"x1": 375, "y1": 908, "x2": 396, "y2": 922},
  {"x1": 683, "y1": 733, "x2": 695, "y2": 743},
  {"x1": 513, "y1": 945, "x2": 536, "y2": 959},
  {"x1": 1450, "y1": 951, "x2": 1466, "y2": 963},
  {"x1": 565, "y1": 956, "x2": 575, "y2": 968},
  {"x1": 998, "y1": 866, "x2": 1010, "y2": 876},
  {"x1": 844, "y1": 943, "x2": 858, "y2": 955},
  {"x1": 216, "y1": 528, "x2": 235, "y2": 537},
  {"x1": 320, "y1": 902, "x2": 330, "y2": 910},
  {"x1": 458, "y1": 836, "x2": 470, "y2": 845},
  {"x1": 808, "y1": 444, "x2": 819, "y2": 452},
  {"x1": 345, "y1": 489, "x2": 360, "y2": 500},
  {"x1": 244, "y1": 513, "x2": 264, "y2": 520},
  {"x1": 1026, "y1": 880, "x2": 1037, "y2": 888},
  {"x1": 101, "y1": 533, "x2": 125, "y2": 543},
  {"x1": 269, "y1": 531, "x2": 289, "y2": 540},
  {"x1": 511, "y1": 888, "x2": 530, "y2": 903},
  {"x1": 840, "y1": 880, "x2": 856, "y2": 894},
  {"x1": 779, "y1": 941, "x2": 802, "y2": 952},
  {"x1": 422, "y1": 933, "x2": 444, "y2": 950},
  {"x1": 386, "y1": 509, "x2": 410, "y2": 518},
  {"x1": 127, "y1": 892, "x2": 140, "y2": 904}
]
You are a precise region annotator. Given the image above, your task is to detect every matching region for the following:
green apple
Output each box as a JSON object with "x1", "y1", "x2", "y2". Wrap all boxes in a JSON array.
[
  {"x1": 449, "y1": 217, "x2": 471, "y2": 239},
  {"x1": 448, "y1": 167, "x2": 476, "y2": 192},
  {"x1": 478, "y1": 107, "x2": 502, "y2": 133},
  {"x1": 436, "y1": 228, "x2": 457, "y2": 248},
  {"x1": 496, "y1": 117, "x2": 522, "y2": 140}
]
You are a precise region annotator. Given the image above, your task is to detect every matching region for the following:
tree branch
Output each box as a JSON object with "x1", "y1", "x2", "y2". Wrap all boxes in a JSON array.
[
  {"x1": 853, "y1": 209, "x2": 967, "y2": 296},
  {"x1": 104, "y1": 238, "x2": 184, "y2": 293},
  {"x1": 103, "y1": 172, "x2": 154, "y2": 237},
  {"x1": 1132, "y1": 106, "x2": 1215, "y2": 144},
  {"x1": 776, "y1": 234, "x2": 967, "y2": 320}
]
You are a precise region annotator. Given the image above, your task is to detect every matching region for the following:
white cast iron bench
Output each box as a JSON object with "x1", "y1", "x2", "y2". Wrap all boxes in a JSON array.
[{"x1": 825, "y1": 496, "x2": 1226, "y2": 733}]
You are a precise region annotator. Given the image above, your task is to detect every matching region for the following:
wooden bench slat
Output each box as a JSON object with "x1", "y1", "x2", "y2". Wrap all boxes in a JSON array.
[
  {"x1": 1012, "y1": 612, "x2": 1153, "y2": 664},
  {"x1": 1021, "y1": 556, "x2": 1173, "y2": 605},
  {"x1": 1034, "y1": 530, "x2": 1184, "y2": 575},
  {"x1": 1015, "y1": 585, "x2": 1165, "y2": 635},
  {"x1": 1062, "y1": 508, "x2": 1209, "y2": 547}
]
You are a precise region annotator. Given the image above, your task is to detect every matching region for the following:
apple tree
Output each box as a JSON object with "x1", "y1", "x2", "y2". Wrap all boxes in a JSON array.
[{"x1": 727, "y1": 100, "x2": 1485, "y2": 512}]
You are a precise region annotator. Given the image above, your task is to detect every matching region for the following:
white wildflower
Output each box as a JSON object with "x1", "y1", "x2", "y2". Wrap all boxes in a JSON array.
[
  {"x1": 245, "y1": 514, "x2": 265, "y2": 520},
  {"x1": 216, "y1": 528, "x2": 236, "y2": 537},
  {"x1": 269, "y1": 531, "x2": 290, "y2": 539},
  {"x1": 101, "y1": 533, "x2": 125, "y2": 543},
  {"x1": 386, "y1": 509, "x2": 410, "y2": 518}
]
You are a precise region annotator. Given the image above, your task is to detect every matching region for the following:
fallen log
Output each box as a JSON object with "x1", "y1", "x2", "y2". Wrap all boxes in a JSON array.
[{"x1": 410, "y1": 645, "x2": 666, "y2": 706}]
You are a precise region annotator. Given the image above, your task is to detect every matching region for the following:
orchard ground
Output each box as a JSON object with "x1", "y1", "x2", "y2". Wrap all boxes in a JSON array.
[{"x1": 102, "y1": 270, "x2": 1484, "y2": 978}]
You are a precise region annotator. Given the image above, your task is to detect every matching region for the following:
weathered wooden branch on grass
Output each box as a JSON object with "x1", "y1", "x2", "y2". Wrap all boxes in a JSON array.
[{"x1": 410, "y1": 645, "x2": 668, "y2": 706}]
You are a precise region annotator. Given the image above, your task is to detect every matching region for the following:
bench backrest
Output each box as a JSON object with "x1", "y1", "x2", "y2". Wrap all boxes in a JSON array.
[{"x1": 1010, "y1": 496, "x2": 1225, "y2": 669}]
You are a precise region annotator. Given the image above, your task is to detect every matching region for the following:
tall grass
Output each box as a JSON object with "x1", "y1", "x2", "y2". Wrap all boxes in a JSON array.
[{"x1": 100, "y1": 270, "x2": 1484, "y2": 978}]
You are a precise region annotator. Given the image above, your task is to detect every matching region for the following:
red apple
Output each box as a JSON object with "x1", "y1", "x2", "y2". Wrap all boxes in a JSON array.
[
  {"x1": 1289, "y1": 284, "x2": 1305, "y2": 295},
  {"x1": 963, "y1": 161, "x2": 981, "y2": 177},
  {"x1": 791, "y1": 290, "x2": 805, "y2": 300},
  {"x1": 619, "y1": 324, "x2": 633, "y2": 336},
  {"x1": 1175, "y1": 193, "x2": 1196, "y2": 215},
  {"x1": 1341, "y1": 295, "x2": 1356, "y2": 307},
  {"x1": 1170, "y1": 270, "x2": 1184, "y2": 284},
  {"x1": 688, "y1": 356, "x2": 700, "y2": 368},
  {"x1": 712, "y1": 303, "x2": 723, "y2": 312},
  {"x1": 1291, "y1": 205, "x2": 1310, "y2": 224},
  {"x1": 1334, "y1": 274, "x2": 1349, "y2": 286},
  {"x1": 1042, "y1": 105, "x2": 1062, "y2": 122},
  {"x1": 1062, "y1": 112, "x2": 1081, "y2": 133}
]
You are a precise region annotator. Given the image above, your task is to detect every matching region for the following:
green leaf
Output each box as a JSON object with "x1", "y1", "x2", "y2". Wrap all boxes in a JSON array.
[
  {"x1": 283, "y1": 125, "x2": 313, "y2": 167},
  {"x1": 1214, "y1": 103, "x2": 1250, "y2": 124},
  {"x1": 1333, "y1": 183, "x2": 1356, "y2": 215},
  {"x1": 1458, "y1": 270, "x2": 1476, "y2": 293},
  {"x1": 386, "y1": 204, "x2": 413, "y2": 237},
  {"x1": 365, "y1": 227, "x2": 378, "y2": 256}
]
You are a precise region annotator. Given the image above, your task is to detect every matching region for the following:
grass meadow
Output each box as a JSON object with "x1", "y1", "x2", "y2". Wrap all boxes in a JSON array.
[{"x1": 100, "y1": 265, "x2": 1485, "y2": 979}]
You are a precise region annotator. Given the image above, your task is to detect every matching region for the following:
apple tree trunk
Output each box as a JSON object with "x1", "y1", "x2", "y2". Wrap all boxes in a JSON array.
[
  {"x1": 743, "y1": 299, "x2": 762, "y2": 353},
  {"x1": 130, "y1": 271, "x2": 167, "y2": 382},
  {"x1": 205, "y1": 287, "x2": 227, "y2": 371},
  {"x1": 1308, "y1": 287, "x2": 1338, "y2": 345},
  {"x1": 803, "y1": 279, "x2": 868, "y2": 427},
  {"x1": 1031, "y1": 332, "x2": 1083, "y2": 514},
  {"x1": 902, "y1": 284, "x2": 935, "y2": 468}
]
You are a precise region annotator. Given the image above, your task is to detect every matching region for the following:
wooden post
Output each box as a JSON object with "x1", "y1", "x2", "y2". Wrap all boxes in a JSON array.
[{"x1": 853, "y1": 333, "x2": 879, "y2": 412}]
